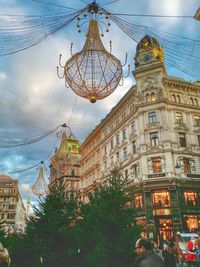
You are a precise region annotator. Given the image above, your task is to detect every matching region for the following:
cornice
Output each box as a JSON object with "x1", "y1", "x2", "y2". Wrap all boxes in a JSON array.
[{"x1": 164, "y1": 76, "x2": 200, "y2": 92}]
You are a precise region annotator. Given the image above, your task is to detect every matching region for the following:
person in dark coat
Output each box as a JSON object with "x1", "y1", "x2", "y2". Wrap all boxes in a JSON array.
[
  {"x1": 162, "y1": 241, "x2": 177, "y2": 267},
  {"x1": 134, "y1": 238, "x2": 165, "y2": 267}
]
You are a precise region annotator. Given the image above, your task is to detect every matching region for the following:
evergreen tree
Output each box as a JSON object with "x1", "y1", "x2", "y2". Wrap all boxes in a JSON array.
[
  {"x1": 9, "y1": 185, "x2": 81, "y2": 267},
  {"x1": 77, "y1": 169, "x2": 141, "y2": 267}
]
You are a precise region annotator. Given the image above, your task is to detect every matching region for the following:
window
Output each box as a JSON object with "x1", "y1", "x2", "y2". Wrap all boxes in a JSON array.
[
  {"x1": 123, "y1": 147, "x2": 128, "y2": 161},
  {"x1": 131, "y1": 121, "x2": 136, "y2": 133},
  {"x1": 152, "y1": 157, "x2": 162, "y2": 173},
  {"x1": 116, "y1": 134, "x2": 120, "y2": 145},
  {"x1": 183, "y1": 158, "x2": 191, "y2": 173},
  {"x1": 194, "y1": 115, "x2": 200, "y2": 125},
  {"x1": 177, "y1": 95, "x2": 181, "y2": 103},
  {"x1": 132, "y1": 164, "x2": 138, "y2": 178},
  {"x1": 176, "y1": 112, "x2": 183, "y2": 124},
  {"x1": 122, "y1": 128, "x2": 127, "y2": 141},
  {"x1": 178, "y1": 132, "x2": 186, "y2": 147},
  {"x1": 152, "y1": 191, "x2": 170, "y2": 208},
  {"x1": 195, "y1": 98, "x2": 199, "y2": 106},
  {"x1": 151, "y1": 92, "x2": 156, "y2": 101},
  {"x1": 172, "y1": 94, "x2": 176, "y2": 102},
  {"x1": 104, "y1": 145, "x2": 107, "y2": 155},
  {"x1": 190, "y1": 97, "x2": 194, "y2": 105},
  {"x1": 71, "y1": 169, "x2": 76, "y2": 176},
  {"x1": 132, "y1": 141, "x2": 137, "y2": 154},
  {"x1": 197, "y1": 135, "x2": 200, "y2": 147},
  {"x1": 134, "y1": 193, "x2": 143, "y2": 208},
  {"x1": 125, "y1": 170, "x2": 128, "y2": 179},
  {"x1": 148, "y1": 112, "x2": 157, "y2": 123},
  {"x1": 111, "y1": 139, "x2": 114, "y2": 149},
  {"x1": 184, "y1": 191, "x2": 199, "y2": 207},
  {"x1": 146, "y1": 94, "x2": 151, "y2": 102},
  {"x1": 150, "y1": 132, "x2": 159, "y2": 146},
  {"x1": 183, "y1": 215, "x2": 199, "y2": 231}
]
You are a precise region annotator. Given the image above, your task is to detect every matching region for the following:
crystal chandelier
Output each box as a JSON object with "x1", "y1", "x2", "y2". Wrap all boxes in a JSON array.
[{"x1": 57, "y1": 19, "x2": 127, "y2": 103}]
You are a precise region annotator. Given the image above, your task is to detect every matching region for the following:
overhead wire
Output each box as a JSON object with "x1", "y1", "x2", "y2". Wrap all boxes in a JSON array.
[{"x1": 31, "y1": 0, "x2": 78, "y2": 10}]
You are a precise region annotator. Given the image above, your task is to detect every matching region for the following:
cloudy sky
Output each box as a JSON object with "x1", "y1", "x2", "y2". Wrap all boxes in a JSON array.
[{"x1": 0, "y1": 0, "x2": 199, "y2": 205}]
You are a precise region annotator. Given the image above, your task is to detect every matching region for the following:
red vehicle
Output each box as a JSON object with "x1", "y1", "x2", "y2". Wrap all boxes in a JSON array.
[{"x1": 176, "y1": 233, "x2": 199, "y2": 265}]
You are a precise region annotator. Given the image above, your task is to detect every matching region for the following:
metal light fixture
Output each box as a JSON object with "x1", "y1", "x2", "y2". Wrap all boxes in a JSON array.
[
  {"x1": 57, "y1": 19, "x2": 129, "y2": 103},
  {"x1": 31, "y1": 165, "x2": 48, "y2": 197}
]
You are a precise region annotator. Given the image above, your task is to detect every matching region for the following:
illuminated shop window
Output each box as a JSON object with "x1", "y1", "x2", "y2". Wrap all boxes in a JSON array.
[
  {"x1": 183, "y1": 215, "x2": 199, "y2": 231},
  {"x1": 134, "y1": 193, "x2": 143, "y2": 208},
  {"x1": 184, "y1": 191, "x2": 199, "y2": 207},
  {"x1": 152, "y1": 191, "x2": 170, "y2": 208},
  {"x1": 152, "y1": 157, "x2": 162, "y2": 173}
]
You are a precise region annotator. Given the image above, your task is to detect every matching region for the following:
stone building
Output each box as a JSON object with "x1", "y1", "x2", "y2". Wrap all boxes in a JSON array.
[
  {"x1": 49, "y1": 132, "x2": 81, "y2": 192},
  {"x1": 79, "y1": 35, "x2": 200, "y2": 242},
  {"x1": 0, "y1": 174, "x2": 26, "y2": 234}
]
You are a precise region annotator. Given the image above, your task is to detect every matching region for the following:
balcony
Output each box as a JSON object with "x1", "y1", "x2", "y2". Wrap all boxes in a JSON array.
[{"x1": 148, "y1": 173, "x2": 166, "y2": 178}]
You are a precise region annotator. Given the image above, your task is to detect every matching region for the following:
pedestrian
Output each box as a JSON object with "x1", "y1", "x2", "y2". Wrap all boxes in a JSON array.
[
  {"x1": 134, "y1": 238, "x2": 165, "y2": 267},
  {"x1": 0, "y1": 242, "x2": 11, "y2": 267},
  {"x1": 162, "y1": 241, "x2": 177, "y2": 267},
  {"x1": 187, "y1": 237, "x2": 198, "y2": 267}
]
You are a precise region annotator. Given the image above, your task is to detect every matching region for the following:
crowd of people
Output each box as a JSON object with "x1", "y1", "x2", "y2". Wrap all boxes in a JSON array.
[
  {"x1": 134, "y1": 236, "x2": 200, "y2": 267},
  {"x1": 0, "y1": 235, "x2": 199, "y2": 266}
]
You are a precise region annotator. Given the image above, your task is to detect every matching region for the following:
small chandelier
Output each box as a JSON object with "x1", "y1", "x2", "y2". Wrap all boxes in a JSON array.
[
  {"x1": 57, "y1": 19, "x2": 129, "y2": 103},
  {"x1": 31, "y1": 165, "x2": 48, "y2": 197}
]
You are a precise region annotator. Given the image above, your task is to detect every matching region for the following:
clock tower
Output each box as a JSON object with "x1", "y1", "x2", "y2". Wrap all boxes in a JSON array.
[{"x1": 133, "y1": 35, "x2": 167, "y2": 101}]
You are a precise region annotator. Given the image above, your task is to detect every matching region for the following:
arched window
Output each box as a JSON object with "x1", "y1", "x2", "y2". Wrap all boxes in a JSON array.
[
  {"x1": 177, "y1": 95, "x2": 181, "y2": 103},
  {"x1": 151, "y1": 92, "x2": 156, "y2": 102},
  {"x1": 190, "y1": 97, "x2": 194, "y2": 105},
  {"x1": 146, "y1": 94, "x2": 151, "y2": 102},
  {"x1": 172, "y1": 94, "x2": 176, "y2": 102},
  {"x1": 195, "y1": 98, "x2": 199, "y2": 106}
]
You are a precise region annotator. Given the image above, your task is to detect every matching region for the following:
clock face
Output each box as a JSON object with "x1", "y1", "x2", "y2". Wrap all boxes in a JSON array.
[{"x1": 143, "y1": 54, "x2": 153, "y2": 63}]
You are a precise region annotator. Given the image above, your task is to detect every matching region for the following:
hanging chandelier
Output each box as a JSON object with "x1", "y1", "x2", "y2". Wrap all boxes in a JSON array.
[
  {"x1": 31, "y1": 165, "x2": 48, "y2": 197},
  {"x1": 57, "y1": 19, "x2": 128, "y2": 103}
]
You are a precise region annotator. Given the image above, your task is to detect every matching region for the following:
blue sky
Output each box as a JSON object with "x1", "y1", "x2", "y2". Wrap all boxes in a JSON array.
[{"x1": 0, "y1": 0, "x2": 199, "y2": 205}]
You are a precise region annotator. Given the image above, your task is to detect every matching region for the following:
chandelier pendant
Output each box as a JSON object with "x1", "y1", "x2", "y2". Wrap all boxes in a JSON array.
[{"x1": 57, "y1": 19, "x2": 123, "y2": 103}]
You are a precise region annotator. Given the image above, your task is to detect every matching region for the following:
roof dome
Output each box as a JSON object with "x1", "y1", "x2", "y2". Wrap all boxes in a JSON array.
[{"x1": 136, "y1": 35, "x2": 161, "y2": 52}]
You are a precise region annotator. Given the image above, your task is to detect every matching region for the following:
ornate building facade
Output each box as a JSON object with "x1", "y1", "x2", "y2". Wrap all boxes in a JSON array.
[
  {"x1": 79, "y1": 35, "x2": 200, "y2": 242},
  {"x1": 0, "y1": 174, "x2": 26, "y2": 234},
  {"x1": 49, "y1": 132, "x2": 81, "y2": 192}
]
